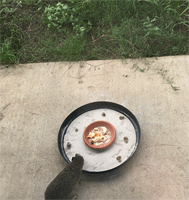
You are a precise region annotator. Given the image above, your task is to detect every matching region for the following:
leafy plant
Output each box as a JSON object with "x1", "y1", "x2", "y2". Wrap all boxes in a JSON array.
[
  {"x1": 142, "y1": 17, "x2": 160, "y2": 37},
  {"x1": 0, "y1": 40, "x2": 19, "y2": 64},
  {"x1": 43, "y1": 1, "x2": 92, "y2": 34}
]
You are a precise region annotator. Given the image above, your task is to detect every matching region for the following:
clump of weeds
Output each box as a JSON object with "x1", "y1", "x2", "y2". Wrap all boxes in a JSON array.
[{"x1": 156, "y1": 68, "x2": 180, "y2": 91}]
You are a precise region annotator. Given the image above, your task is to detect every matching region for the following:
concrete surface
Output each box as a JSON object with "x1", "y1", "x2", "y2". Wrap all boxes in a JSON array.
[{"x1": 0, "y1": 55, "x2": 189, "y2": 200}]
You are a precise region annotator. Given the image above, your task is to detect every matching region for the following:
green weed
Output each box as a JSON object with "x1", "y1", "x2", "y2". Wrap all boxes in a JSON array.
[
  {"x1": 156, "y1": 68, "x2": 180, "y2": 91},
  {"x1": 132, "y1": 63, "x2": 180, "y2": 91},
  {"x1": 0, "y1": 40, "x2": 18, "y2": 64},
  {"x1": 0, "y1": 0, "x2": 24, "y2": 64},
  {"x1": 43, "y1": 1, "x2": 92, "y2": 34},
  {"x1": 132, "y1": 63, "x2": 150, "y2": 72}
]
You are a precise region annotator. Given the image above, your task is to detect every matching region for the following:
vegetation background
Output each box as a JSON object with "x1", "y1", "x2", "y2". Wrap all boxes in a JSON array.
[{"x1": 0, "y1": 0, "x2": 188, "y2": 65}]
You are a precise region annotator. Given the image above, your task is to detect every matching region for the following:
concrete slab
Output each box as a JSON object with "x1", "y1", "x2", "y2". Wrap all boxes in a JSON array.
[{"x1": 0, "y1": 55, "x2": 189, "y2": 200}]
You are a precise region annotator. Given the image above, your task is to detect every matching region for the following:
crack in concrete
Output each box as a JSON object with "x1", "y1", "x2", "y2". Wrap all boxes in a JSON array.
[{"x1": 2, "y1": 103, "x2": 11, "y2": 111}]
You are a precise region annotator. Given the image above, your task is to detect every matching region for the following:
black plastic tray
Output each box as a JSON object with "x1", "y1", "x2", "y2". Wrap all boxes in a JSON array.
[{"x1": 58, "y1": 101, "x2": 141, "y2": 172}]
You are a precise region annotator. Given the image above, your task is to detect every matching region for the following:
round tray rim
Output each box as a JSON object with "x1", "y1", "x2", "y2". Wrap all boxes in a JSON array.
[{"x1": 58, "y1": 101, "x2": 141, "y2": 173}]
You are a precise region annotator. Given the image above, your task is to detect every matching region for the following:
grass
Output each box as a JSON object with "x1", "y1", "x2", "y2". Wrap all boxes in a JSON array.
[
  {"x1": 132, "y1": 63, "x2": 180, "y2": 90},
  {"x1": 0, "y1": 0, "x2": 189, "y2": 65},
  {"x1": 155, "y1": 68, "x2": 180, "y2": 91}
]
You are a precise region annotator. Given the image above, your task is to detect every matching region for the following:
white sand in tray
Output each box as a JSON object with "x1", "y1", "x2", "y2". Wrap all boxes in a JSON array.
[{"x1": 64, "y1": 108, "x2": 137, "y2": 172}]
